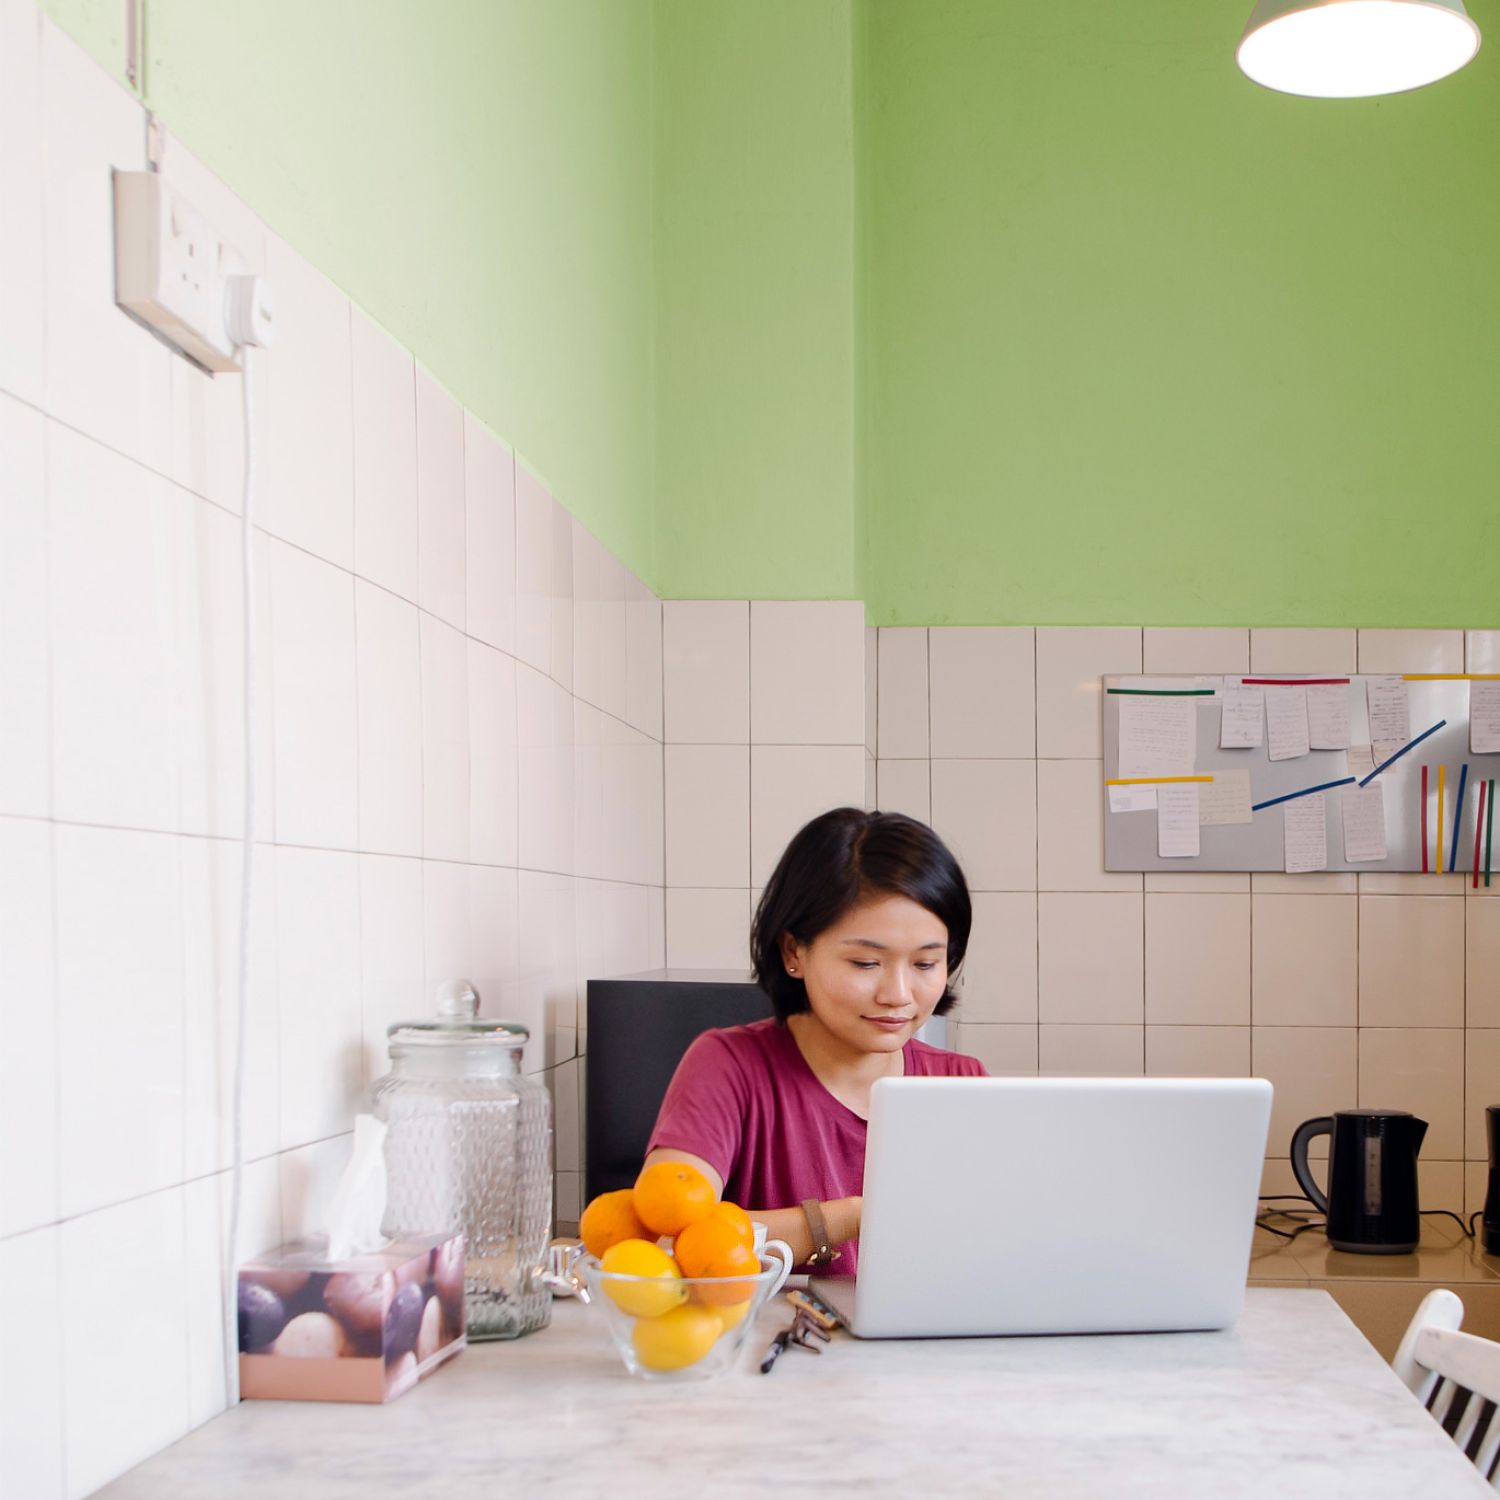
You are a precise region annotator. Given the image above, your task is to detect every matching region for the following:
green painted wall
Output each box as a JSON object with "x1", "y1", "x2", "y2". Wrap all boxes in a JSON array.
[
  {"x1": 861, "y1": 0, "x2": 1500, "y2": 626},
  {"x1": 46, "y1": 0, "x2": 657, "y2": 579},
  {"x1": 653, "y1": 0, "x2": 858, "y2": 601},
  {"x1": 41, "y1": 0, "x2": 1500, "y2": 625}
]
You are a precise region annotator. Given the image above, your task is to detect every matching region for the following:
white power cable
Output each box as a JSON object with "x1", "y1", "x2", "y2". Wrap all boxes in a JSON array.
[
  {"x1": 221, "y1": 274, "x2": 273, "y2": 1406},
  {"x1": 224, "y1": 340, "x2": 258, "y2": 1405}
]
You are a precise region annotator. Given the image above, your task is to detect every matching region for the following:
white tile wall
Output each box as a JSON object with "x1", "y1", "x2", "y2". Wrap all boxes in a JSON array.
[
  {"x1": 930, "y1": 626, "x2": 1034, "y2": 758},
  {"x1": 0, "y1": 396, "x2": 49, "y2": 817},
  {"x1": 0, "y1": 818, "x2": 56, "y2": 1237},
  {"x1": 464, "y1": 415, "x2": 517, "y2": 653},
  {"x1": 663, "y1": 600, "x2": 749, "y2": 743},
  {"x1": 416, "y1": 367, "x2": 467, "y2": 630},
  {"x1": 263, "y1": 239, "x2": 354, "y2": 569},
  {"x1": 876, "y1": 627, "x2": 928, "y2": 758},
  {"x1": 751, "y1": 601, "x2": 865, "y2": 745},
  {"x1": 355, "y1": 580, "x2": 423, "y2": 857},
  {"x1": 3, "y1": 26, "x2": 671, "y2": 1491},
  {"x1": 0, "y1": 0, "x2": 45, "y2": 409},
  {"x1": 270, "y1": 541, "x2": 358, "y2": 849},
  {"x1": 351, "y1": 310, "x2": 419, "y2": 602},
  {"x1": 0, "y1": 1227, "x2": 63, "y2": 1497}
]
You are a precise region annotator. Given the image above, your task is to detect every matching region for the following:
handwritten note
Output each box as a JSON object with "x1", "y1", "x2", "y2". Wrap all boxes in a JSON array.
[
  {"x1": 1108, "y1": 784, "x2": 1157, "y2": 813},
  {"x1": 1346, "y1": 744, "x2": 1375, "y2": 782},
  {"x1": 1220, "y1": 686, "x2": 1264, "y2": 749},
  {"x1": 1265, "y1": 685, "x2": 1311, "y2": 762},
  {"x1": 1307, "y1": 683, "x2": 1351, "y2": 751},
  {"x1": 1341, "y1": 783, "x2": 1388, "y2": 863},
  {"x1": 1157, "y1": 783, "x2": 1201, "y2": 858},
  {"x1": 1473, "y1": 681, "x2": 1500, "y2": 754},
  {"x1": 1118, "y1": 696, "x2": 1197, "y2": 780},
  {"x1": 1198, "y1": 768, "x2": 1253, "y2": 826},
  {"x1": 1284, "y1": 793, "x2": 1328, "y2": 874},
  {"x1": 1366, "y1": 675, "x2": 1411, "y2": 762}
]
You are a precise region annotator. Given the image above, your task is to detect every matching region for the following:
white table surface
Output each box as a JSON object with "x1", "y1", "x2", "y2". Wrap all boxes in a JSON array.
[{"x1": 97, "y1": 1288, "x2": 1489, "y2": 1498}]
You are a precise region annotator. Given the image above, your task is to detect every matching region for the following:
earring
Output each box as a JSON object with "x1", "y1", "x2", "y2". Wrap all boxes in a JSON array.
[{"x1": 787, "y1": 967, "x2": 798, "y2": 977}]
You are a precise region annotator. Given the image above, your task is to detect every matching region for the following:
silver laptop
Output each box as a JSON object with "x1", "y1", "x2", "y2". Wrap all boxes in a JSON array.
[{"x1": 811, "y1": 1075, "x2": 1272, "y2": 1338}]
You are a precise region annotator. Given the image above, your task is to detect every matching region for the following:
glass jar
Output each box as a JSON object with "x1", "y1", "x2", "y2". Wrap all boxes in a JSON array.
[{"x1": 372, "y1": 980, "x2": 553, "y2": 1340}]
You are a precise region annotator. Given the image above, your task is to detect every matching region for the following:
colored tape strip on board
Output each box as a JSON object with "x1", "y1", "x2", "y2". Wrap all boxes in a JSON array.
[
  {"x1": 1488, "y1": 780, "x2": 1495, "y2": 890},
  {"x1": 1240, "y1": 678, "x2": 1350, "y2": 686},
  {"x1": 1421, "y1": 764, "x2": 1429, "y2": 874},
  {"x1": 1402, "y1": 674, "x2": 1500, "y2": 681},
  {"x1": 1105, "y1": 775, "x2": 1215, "y2": 786},
  {"x1": 1451, "y1": 763, "x2": 1470, "y2": 875},
  {"x1": 1105, "y1": 689, "x2": 1216, "y2": 696},
  {"x1": 1439, "y1": 765, "x2": 1446, "y2": 873},
  {"x1": 1359, "y1": 720, "x2": 1447, "y2": 788},
  {"x1": 1475, "y1": 781, "x2": 1488, "y2": 890},
  {"x1": 1251, "y1": 776, "x2": 1355, "y2": 813}
]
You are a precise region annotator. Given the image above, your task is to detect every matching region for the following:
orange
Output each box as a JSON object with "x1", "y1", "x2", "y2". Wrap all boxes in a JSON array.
[
  {"x1": 579, "y1": 1188, "x2": 651, "y2": 1260},
  {"x1": 685, "y1": 1240, "x2": 760, "y2": 1308},
  {"x1": 598, "y1": 1239, "x2": 686, "y2": 1319},
  {"x1": 702, "y1": 1200, "x2": 755, "y2": 1251},
  {"x1": 632, "y1": 1161, "x2": 717, "y2": 1239},
  {"x1": 674, "y1": 1215, "x2": 753, "y2": 1279}
]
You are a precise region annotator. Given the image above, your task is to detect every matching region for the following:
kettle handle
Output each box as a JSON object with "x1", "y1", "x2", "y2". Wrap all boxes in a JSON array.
[{"x1": 1289, "y1": 1117, "x2": 1333, "y2": 1214}]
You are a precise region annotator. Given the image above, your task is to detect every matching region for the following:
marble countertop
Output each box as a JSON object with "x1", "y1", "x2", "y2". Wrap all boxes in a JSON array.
[{"x1": 98, "y1": 1289, "x2": 1487, "y2": 1499}]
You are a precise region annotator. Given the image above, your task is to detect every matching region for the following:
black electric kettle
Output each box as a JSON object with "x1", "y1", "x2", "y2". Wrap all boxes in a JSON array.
[{"x1": 1290, "y1": 1110, "x2": 1426, "y2": 1253}]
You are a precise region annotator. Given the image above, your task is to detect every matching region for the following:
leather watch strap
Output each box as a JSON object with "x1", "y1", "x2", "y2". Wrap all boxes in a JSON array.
[{"x1": 800, "y1": 1198, "x2": 841, "y2": 1267}]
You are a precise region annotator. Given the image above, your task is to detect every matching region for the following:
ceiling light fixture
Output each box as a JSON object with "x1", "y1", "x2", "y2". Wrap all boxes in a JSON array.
[{"x1": 1237, "y1": 0, "x2": 1481, "y2": 98}]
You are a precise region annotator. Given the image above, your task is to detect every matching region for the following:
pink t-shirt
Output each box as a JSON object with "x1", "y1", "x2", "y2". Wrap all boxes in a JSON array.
[{"x1": 647, "y1": 1017, "x2": 987, "y2": 1274}]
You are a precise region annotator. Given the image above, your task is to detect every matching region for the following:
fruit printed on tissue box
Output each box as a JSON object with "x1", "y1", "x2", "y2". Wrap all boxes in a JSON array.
[{"x1": 238, "y1": 1233, "x2": 465, "y2": 1402}]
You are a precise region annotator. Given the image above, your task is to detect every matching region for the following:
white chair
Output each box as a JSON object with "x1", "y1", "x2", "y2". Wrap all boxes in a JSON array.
[{"x1": 1393, "y1": 1288, "x2": 1500, "y2": 1487}]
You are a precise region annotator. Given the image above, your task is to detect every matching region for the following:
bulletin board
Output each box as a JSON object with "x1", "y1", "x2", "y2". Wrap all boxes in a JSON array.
[{"x1": 1101, "y1": 673, "x2": 1500, "y2": 874}]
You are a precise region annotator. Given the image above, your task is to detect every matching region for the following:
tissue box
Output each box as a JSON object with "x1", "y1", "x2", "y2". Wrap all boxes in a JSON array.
[{"x1": 238, "y1": 1233, "x2": 465, "y2": 1403}]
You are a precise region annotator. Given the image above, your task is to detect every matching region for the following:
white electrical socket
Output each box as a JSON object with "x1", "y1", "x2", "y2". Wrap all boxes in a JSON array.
[{"x1": 114, "y1": 169, "x2": 254, "y2": 372}]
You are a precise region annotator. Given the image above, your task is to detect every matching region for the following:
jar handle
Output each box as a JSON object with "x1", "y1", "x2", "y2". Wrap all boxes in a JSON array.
[{"x1": 435, "y1": 978, "x2": 480, "y2": 1020}]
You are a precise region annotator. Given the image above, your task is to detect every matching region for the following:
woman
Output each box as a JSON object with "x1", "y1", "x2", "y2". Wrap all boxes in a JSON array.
[{"x1": 644, "y1": 807, "x2": 985, "y2": 1273}]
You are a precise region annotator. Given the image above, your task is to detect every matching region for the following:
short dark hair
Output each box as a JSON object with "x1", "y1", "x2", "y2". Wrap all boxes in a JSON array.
[{"x1": 750, "y1": 808, "x2": 972, "y2": 1023}]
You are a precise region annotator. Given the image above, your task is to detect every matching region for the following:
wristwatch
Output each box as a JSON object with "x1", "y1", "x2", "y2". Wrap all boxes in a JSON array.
[{"x1": 800, "y1": 1198, "x2": 841, "y2": 1268}]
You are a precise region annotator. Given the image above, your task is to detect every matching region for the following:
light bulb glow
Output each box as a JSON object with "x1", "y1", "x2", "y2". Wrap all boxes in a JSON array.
[{"x1": 1238, "y1": 0, "x2": 1480, "y2": 98}]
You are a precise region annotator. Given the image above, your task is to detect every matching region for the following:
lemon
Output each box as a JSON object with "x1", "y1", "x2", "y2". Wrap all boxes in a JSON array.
[
  {"x1": 599, "y1": 1239, "x2": 686, "y2": 1319},
  {"x1": 631, "y1": 1303, "x2": 722, "y2": 1371},
  {"x1": 712, "y1": 1298, "x2": 752, "y2": 1335}
]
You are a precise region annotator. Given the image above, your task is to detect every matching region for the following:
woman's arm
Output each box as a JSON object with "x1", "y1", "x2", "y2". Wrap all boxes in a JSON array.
[
  {"x1": 745, "y1": 1198, "x2": 861, "y2": 1266},
  {"x1": 641, "y1": 1147, "x2": 860, "y2": 1265}
]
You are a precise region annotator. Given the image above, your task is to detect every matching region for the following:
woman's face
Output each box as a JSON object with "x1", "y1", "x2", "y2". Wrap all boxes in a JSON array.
[{"x1": 783, "y1": 893, "x2": 949, "y2": 1055}]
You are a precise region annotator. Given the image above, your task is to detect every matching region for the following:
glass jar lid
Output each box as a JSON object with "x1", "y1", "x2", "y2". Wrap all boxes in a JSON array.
[{"x1": 387, "y1": 978, "x2": 530, "y2": 1051}]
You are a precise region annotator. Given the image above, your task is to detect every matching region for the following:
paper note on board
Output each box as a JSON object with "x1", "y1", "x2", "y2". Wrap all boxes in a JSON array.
[
  {"x1": 1341, "y1": 783, "x2": 1387, "y2": 863},
  {"x1": 1108, "y1": 784, "x2": 1158, "y2": 813},
  {"x1": 1307, "y1": 683, "x2": 1351, "y2": 751},
  {"x1": 1473, "y1": 681, "x2": 1500, "y2": 754},
  {"x1": 1346, "y1": 744, "x2": 1375, "y2": 782},
  {"x1": 1198, "y1": 768, "x2": 1253, "y2": 826},
  {"x1": 1157, "y1": 784, "x2": 1201, "y2": 858},
  {"x1": 1220, "y1": 687, "x2": 1264, "y2": 749},
  {"x1": 1265, "y1": 685, "x2": 1311, "y2": 762},
  {"x1": 1117, "y1": 696, "x2": 1197, "y2": 780},
  {"x1": 1366, "y1": 676, "x2": 1411, "y2": 763},
  {"x1": 1284, "y1": 794, "x2": 1328, "y2": 874}
]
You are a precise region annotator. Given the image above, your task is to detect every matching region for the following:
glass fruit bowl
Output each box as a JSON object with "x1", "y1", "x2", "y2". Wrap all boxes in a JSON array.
[{"x1": 581, "y1": 1246, "x2": 792, "y2": 1381}]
